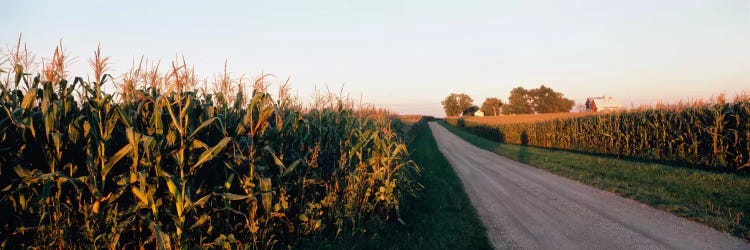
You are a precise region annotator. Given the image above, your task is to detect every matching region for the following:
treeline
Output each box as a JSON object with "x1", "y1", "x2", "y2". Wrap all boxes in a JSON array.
[
  {"x1": 447, "y1": 102, "x2": 750, "y2": 171},
  {"x1": 441, "y1": 85, "x2": 574, "y2": 116}
]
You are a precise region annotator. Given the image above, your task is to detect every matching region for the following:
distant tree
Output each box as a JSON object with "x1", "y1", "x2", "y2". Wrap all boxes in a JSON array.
[
  {"x1": 462, "y1": 105, "x2": 480, "y2": 116},
  {"x1": 528, "y1": 85, "x2": 575, "y2": 113},
  {"x1": 480, "y1": 97, "x2": 503, "y2": 116},
  {"x1": 503, "y1": 85, "x2": 575, "y2": 114},
  {"x1": 442, "y1": 93, "x2": 473, "y2": 116},
  {"x1": 503, "y1": 87, "x2": 533, "y2": 114}
]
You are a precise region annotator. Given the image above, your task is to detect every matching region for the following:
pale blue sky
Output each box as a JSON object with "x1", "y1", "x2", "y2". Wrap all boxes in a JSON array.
[{"x1": 3, "y1": 0, "x2": 749, "y2": 116}]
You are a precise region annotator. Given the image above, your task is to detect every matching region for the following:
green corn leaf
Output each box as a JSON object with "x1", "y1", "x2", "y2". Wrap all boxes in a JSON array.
[
  {"x1": 224, "y1": 173, "x2": 235, "y2": 189},
  {"x1": 190, "y1": 214, "x2": 211, "y2": 229},
  {"x1": 114, "y1": 106, "x2": 131, "y2": 128},
  {"x1": 42, "y1": 104, "x2": 58, "y2": 138},
  {"x1": 19, "y1": 194, "x2": 26, "y2": 210},
  {"x1": 150, "y1": 104, "x2": 164, "y2": 135},
  {"x1": 264, "y1": 145, "x2": 285, "y2": 170},
  {"x1": 163, "y1": 97, "x2": 184, "y2": 136},
  {"x1": 190, "y1": 139, "x2": 208, "y2": 150},
  {"x1": 102, "y1": 144, "x2": 133, "y2": 179},
  {"x1": 13, "y1": 165, "x2": 31, "y2": 179},
  {"x1": 192, "y1": 137, "x2": 231, "y2": 168},
  {"x1": 131, "y1": 187, "x2": 148, "y2": 205},
  {"x1": 180, "y1": 95, "x2": 192, "y2": 121},
  {"x1": 176, "y1": 195, "x2": 184, "y2": 218},
  {"x1": 189, "y1": 117, "x2": 218, "y2": 139},
  {"x1": 166, "y1": 177, "x2": 179, "y2": 198},
  {"x1": 149, "y1": 222, "x2": 172, "y2": 249},
  {"x1": 125, "y1": 128, "x2": 140, "y2": 168},
  {"x1": 193, "y1": 194, "x2": 211, "y2": 207},
  {"x1": 236, "y1": 111, "x2": 253, "y2": 135},
  {"x1": 281, "y1": 159, "x2": 302, "y2": 177},
  {"x1": 220, "y1": 193, "x2": 251, "y2": 201}
]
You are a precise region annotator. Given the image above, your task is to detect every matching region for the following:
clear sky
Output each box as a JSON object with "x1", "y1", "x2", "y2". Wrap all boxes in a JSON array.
[{"x1": 3, "y1": 0, "x2": 749, "y2": 117}]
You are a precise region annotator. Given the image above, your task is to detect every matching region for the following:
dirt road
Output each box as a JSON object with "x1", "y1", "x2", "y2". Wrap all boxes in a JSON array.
[{"x1": 428, "y1": 122, "x2": 750, "y2": 250}]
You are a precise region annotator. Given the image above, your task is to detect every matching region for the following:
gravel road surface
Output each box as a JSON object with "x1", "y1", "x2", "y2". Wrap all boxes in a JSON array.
[{"x1": 429, "y1": 122, "x2": 750, "y2": 250}]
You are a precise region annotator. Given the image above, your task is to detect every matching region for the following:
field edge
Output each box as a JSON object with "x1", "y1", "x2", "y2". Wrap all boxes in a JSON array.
[{"x1": 439, "y1": 121, "x2": 750, "y2": 241}]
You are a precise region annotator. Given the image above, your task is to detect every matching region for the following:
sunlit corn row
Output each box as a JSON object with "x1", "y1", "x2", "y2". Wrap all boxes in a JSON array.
[
  {"x1": 0, "y1": 45, "x2": 419, "y2": 248},
  {"x1": 448, "y1": 103, "x2": 750, "y2": 171}
]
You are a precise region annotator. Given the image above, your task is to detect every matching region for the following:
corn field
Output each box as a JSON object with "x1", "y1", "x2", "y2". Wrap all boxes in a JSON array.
[
  {"x1": 447, "y1": 102, "x2": 750, "y2": 171},
  {"x1": 0, "y1": 43, "x2": 419, "y2": 248}
]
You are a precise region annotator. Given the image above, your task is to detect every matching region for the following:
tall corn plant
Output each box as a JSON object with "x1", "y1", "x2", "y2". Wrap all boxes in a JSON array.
[
  {"x1": 0, "y1": 44, "x2": 419, "y2": 248},
  {"x1": 450, "y1": 103, "x2": 750, "y2": 171}
]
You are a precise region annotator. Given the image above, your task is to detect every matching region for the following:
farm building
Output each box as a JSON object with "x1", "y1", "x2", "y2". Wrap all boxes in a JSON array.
[
  {"x1": 474, "y1": 110, "x2": 485, "y2": 117},
  {"x1": 585, "y1": 96, "x2": 621, "y2": 112}
]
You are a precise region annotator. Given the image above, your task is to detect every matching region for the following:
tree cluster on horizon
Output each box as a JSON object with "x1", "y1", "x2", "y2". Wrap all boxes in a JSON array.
[
  {"x1": 480, "y1": 97, "x2": 503, "y2": 116},
  {"x1": 441, "y1": 93, "x2": 474, "y2": 116},
  {"x1": 441, "y1": 85, "x2": 575, "y2": 116}
]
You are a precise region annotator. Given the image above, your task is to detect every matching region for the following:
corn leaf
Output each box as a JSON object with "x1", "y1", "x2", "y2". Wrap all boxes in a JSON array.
[
  {"x1": 220, "y1": 193, "x2": 252, "y2": 201},
  {"x1": 281, "y1": 159, "x2": 302, "y2": 177},
  {"x1": 102, "y1": 144, "x2": 133, "y2": 179},
  {"x1": 189, "y1": 117, "x2": 218, "y2": 139},
  {"x1": 192, "y1": 137, "x2": 231, "y2": 169}
]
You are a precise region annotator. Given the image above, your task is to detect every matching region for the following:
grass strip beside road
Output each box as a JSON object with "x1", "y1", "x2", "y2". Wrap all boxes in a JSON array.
[
  {"x1": 440, "y1": 121, "x2": 750, "y2": 241},
  {"x1": 305, "y1": 122, "x2": 492, "y2": 249}
]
